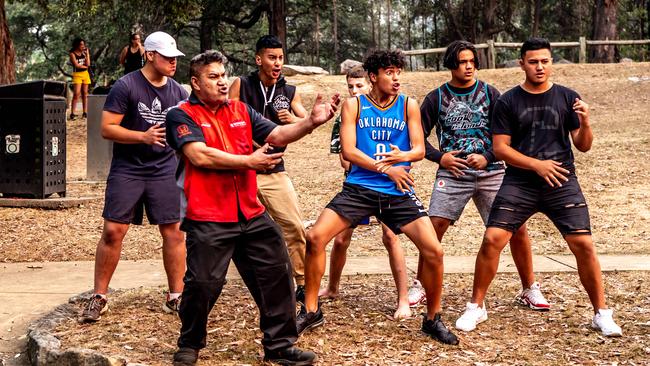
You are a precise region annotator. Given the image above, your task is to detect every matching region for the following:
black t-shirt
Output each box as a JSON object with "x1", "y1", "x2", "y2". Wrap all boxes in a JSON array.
[
  {"x1": 492, "y1": 84, "x2": 581, "y2": 176},
  {"x1": 104, "y1": 70, "x2": 189, "y2": 179},
  {"x1": 123, "y1": 47, "x2": 144, "y2": 75}
]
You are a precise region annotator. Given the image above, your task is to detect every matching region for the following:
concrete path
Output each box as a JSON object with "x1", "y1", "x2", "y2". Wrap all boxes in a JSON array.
[{"x1": 1, "y1": 254, "x2": 649, "y2": 364}]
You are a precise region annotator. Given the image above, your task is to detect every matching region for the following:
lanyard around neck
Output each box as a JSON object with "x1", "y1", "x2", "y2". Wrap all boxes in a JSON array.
[{"x1": 259, "y1": 81, "x2": 276, "y2": 115}]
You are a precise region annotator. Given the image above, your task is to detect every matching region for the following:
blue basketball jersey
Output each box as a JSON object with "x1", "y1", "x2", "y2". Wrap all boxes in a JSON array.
[{"x1": 345, "y1": 94, "x2": 411, "y2": 196}]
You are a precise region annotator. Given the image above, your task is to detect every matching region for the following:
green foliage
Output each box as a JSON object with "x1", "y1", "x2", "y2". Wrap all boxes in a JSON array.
[
  {"x1": 6, "y1": 0, "x2": 650, "y2": 83},
  {"x1": 8, "y1": 0, "x2": 201, "y2": 83}
]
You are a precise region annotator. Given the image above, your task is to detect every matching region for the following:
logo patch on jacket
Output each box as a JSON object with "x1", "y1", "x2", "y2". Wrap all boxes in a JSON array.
[
  {"x1": 177, "y1": 124, "x2": 192, "y2": 138},
  {"x1": 230, "y1": 121, "x2": 246, "y2": 128}
]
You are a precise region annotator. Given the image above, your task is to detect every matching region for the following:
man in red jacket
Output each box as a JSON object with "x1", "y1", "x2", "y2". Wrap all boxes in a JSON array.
[{"x1": 165, "y1": 50, "x2": 340, "y2": 366}]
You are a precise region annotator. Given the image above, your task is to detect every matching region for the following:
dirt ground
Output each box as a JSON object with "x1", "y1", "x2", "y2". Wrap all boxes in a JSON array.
[
  {"x1": 1, "y1": 63, "x2": 650, "y2": 262},
  {"x1": 56, "y1": 271, "x2": 650, "y2": 365}
]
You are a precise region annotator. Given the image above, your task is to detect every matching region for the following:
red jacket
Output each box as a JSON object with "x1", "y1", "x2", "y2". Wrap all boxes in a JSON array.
[{"x1": 168, "y1": 96, "x2": 274, "y2": 222}]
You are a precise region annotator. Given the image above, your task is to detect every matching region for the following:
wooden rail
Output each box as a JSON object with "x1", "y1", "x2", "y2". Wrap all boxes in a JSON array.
[{"x1": 403, "y1": 37, "x2": 650, "y2": 69}]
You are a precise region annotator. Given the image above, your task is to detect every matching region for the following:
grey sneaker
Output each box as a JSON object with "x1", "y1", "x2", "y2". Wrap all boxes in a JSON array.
[
  {"x1": 163, "y1": 294, "x2": 181, "y2": 314},
  {"x1": 80, "y1": 294, "x2": 108, "y2": 323}
]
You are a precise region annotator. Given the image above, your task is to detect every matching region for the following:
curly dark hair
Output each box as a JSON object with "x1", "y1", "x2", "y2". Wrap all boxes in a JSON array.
[
  {"x1": 443, "y1": 40, "x2": 480, "y2": 70},
  {"x1": 362, "y1": 50, "x2": 406, "y2": 77},
  {"x1": 189, "y1": 50, "x2": 228, "y2": 79}
]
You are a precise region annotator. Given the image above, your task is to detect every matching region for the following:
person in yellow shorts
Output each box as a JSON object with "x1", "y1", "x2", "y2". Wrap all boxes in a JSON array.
[{"x1": 69, "y1": 37, "x2": 91, "y2": 120}]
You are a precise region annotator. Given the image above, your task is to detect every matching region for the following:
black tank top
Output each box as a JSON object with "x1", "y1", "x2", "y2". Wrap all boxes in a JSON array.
[
  {"x1": 238, "y1": 71, "x2": 297, "y2": 174},
  {"x1": 73, "y1": 52, "x2": 87, "y2": 72},
  {"x1": 124, "y1": 47, "x2": 144, "y2": 74}
]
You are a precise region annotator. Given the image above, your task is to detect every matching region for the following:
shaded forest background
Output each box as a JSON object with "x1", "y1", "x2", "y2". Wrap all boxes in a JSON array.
[{"x1": 1, "y1": 0, "x2": 649, "y2": 85}]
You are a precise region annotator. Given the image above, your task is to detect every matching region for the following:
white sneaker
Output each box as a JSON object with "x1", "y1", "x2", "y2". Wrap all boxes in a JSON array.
[
  {"x1": 592, "y1": 309, "x2": 622, "y2": 337},
  {"x1": 455, "y1": 302, "x2": 488, "y2": 332},
  {"x1": 515, "y1": 282, "x2": 551, "y2": 311},
  {"x1": 407, "y1": 280, "x2": 426, "y2": 307}
]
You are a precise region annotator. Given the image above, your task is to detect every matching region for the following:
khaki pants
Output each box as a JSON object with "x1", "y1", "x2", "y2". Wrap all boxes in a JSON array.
[{"x1": 257, "y1": 172, "x2": 306, "y2": 285}]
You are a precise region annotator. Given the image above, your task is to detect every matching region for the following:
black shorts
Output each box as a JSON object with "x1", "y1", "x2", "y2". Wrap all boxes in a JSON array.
[
  {"x1": 486, "y1": 172, "x2": 591, "y2": 235},
  {"x1": 102, "y1": 174, "x2": 181, "y2": 225},
  {"x1": 326, "y1": 183, "x2": 428, "y2": 234}
]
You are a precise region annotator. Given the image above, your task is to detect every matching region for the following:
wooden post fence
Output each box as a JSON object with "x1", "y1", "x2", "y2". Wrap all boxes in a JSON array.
[{"x1": 402, "y1": 38, "x2": 650, "y2": 69}]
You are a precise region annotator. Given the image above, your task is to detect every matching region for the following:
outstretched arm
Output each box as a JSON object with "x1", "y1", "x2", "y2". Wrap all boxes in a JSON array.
[{"x1": 265, "y1": 93, "x2": 341, "y2": 146}]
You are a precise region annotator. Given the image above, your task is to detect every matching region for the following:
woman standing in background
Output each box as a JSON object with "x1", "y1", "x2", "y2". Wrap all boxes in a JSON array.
[
  {"x1": 119, "y1": 33, "x2": 144, "y2": 75},
  {"x1": 69, "y1": 37, "x2": 91, "y2": 120}
]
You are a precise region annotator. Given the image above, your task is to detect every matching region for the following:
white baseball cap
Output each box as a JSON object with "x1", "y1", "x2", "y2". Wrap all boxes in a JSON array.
[{"x1": 144, "y1": 31, "x2": 185, "y2": 57}]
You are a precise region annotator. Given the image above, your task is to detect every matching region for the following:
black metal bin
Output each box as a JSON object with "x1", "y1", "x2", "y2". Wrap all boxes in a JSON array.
[{"x1": 0, "y1": 80, "x2": 67, "y2": 198}]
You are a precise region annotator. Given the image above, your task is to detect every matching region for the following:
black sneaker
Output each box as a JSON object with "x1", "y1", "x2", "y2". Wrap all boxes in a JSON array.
[
  {"x1": 296, "y1": 304, "x2": 324, "y2": 335},
  {"x1": 264, "y1": 346, "x2": 317, "y2": 365},
  {"x1": 79, "y1": 294, "x2": 108, "y2": 323},
  {"x1": 421, "y1": 313, "x2": 459, "y2": 345},
  {"x1": 173, "y1": 347, "x2": 199, "y2": 365},
  {"x1": 295, "y1": 285, "x2": 305, "y2": 304},
  {"x1": 82, "y1": 112, "x2": 87, "y2": 118},
  {"x1": 69, "y1": 113, "x2": 77, "y2": 120}
]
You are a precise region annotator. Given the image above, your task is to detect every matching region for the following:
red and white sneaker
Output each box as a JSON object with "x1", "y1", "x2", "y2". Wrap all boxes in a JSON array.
[
  {"x1": 407, "y1": 280, "x2": 426, "y2": 307},
  {"x1": 515, "y1": 282, "x2": 550, "y2": 311}
]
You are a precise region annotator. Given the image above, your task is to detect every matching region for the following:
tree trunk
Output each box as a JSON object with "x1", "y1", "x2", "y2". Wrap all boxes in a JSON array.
[
  {"x1": 647, "y1": 0, "x2": 650, "y2": 54},
  {"x1": 332, "y1": 0, "x2": 338, "y2": 63},
  {"x1": 532, "y1": 0, "x2": 541, "y2": 36},
  {"x1": 199, "y1": 16, "x2": 213, "y2": 51},
  {"x1": 268, "y1": 0, "x2": 288, "y2": 61},
  {"x1": 314, "y1": 0, "x2": 320, "y2": 65},
  {"x1": 370, "y1": 2, "x2": 376, "y2": 49},
  {"x1": 0, "y1": 0, "x2": 15, "y2": 85},
  {"x1": 386, "y1": 0, "x2": 391, "y2": 49},
  {"x1": 406, "y1": 1, "x2": 412, "y2": 69},
  {"x1": 591, "y1": 0, "x2": 618, "y2": 63},
  {"x1": 377, "y1": 1, "x2": 382, "y2": 49},
  {"x1": 434, "y1": 12, "x2": 440, "y2": 70},
  {"x1": 422, "y1": 15, "x2": 427, "y2": 68}
]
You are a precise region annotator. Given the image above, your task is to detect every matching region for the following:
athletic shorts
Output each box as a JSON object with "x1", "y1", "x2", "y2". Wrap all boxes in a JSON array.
[
  {"x1": 326, "y1": 183, "x2": 428, "y2": 234},
  {"x1": 72, "y1": 71, "x2": 91, "y2": 85},
  {"x1": 102, "y1": 174, "x2": 181, "y2": 225},
  {"x1": 428, "y1": 169, "x2": 504, "y2": 224},
  {"x1": 486, "y1": 172, "x2": 591, "y2": 235}
]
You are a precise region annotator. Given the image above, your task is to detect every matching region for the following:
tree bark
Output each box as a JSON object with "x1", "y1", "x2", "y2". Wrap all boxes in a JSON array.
[
  {"x1": 422, "y1": 14, "x2": 427, "y2": 68},
  {"x1": 314, "y1": 2, "x2": 320, "y2": 65},
  {"x1": 591, "y1": 0, "x2": 618, "y2": 63},
  {"x1": 370, "y1": 2, "x2": 376, "y2": 49},
  {"x1": 387, "y1": 0, "x2": 391, "y2": 49},
  {"x1": 199, "y1": 2, "x2": 217, "y2": 52},
  {"x1": 532, "y1": 0, "x2": 541, "y2": 36},
  {"x1": 268, "y1": 0, "x2": 288, "y2": 61},
  {"x1": 332, "y1": 0, "x2": 338, "y2": 63},
  {"x1": 0, "y1": 0, "x2": 16, "y2": 84},
  {"x1": 377, "y1": 1, "x2": 382, "y2": 49}
]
